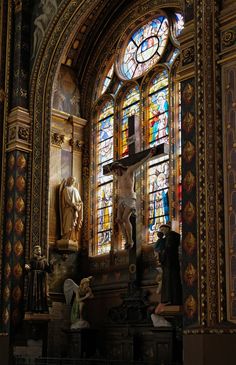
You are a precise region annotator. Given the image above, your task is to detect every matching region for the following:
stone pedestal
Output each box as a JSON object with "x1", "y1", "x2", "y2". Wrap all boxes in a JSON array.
[
  {"x1": 102, "y1": 324, "x2": 175, "y2": 363},
  {"x1": 184, "y1": 332, "x2": 236, "y2": 365},
  {"x1": 21, "y1": 313, "x2": 50, "y2": 357},
  {"x1": 0, "y1": 333, "x2": 10, "y2": 365},
  {"x1": 65, "y1": 328, "x2": 98, "y2": 358},
  {"x1": 56, "y1": 238, "x2": 79, "y2": 252}
]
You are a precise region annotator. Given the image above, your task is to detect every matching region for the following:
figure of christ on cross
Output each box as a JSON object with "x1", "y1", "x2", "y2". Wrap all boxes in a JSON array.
[
  {"x1": 103, "y1": 115, "x2": 169, "y2": 251},
  {"x1": 106, "y1": 147, "x2": 157, "y2": 249}
]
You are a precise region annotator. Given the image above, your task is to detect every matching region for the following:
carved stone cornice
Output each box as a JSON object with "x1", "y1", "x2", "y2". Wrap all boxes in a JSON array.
[
  {"x1": 68, "y1": 114, "x2": 87, "y2": 128},
  {"x1": 7, "y1": 107, "x2": 31, "y2": 152}
]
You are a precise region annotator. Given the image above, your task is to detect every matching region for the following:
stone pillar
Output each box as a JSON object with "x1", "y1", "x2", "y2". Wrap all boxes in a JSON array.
[
  {"x1": 182, "y1": 1, "x2": 236, "y2": 364},
  {"x1": 0, "y1": 0, "x2": 11, "y2": 337},
  {"x1": 0, "y1": 0, "x2": 31, "y2": 341}
]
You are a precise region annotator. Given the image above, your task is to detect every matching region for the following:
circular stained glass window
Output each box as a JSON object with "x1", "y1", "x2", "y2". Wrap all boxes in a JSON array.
[{"x1": 117, "y1": 16, "x2": 169, "y2": 80}]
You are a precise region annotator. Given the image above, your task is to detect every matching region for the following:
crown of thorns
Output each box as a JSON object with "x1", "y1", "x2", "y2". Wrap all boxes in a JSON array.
[{"x1": 110, "y1": 162, "x2": 128, "y2": 170}]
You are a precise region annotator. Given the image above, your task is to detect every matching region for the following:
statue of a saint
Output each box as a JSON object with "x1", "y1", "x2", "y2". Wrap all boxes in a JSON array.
[
  {"x1": 57, "y1": 176, "x2": 83, "y2": 251},
  {"x1": 153, "y1": 222, "x2": 182, "y2": 313},
  {"x1": 25, "y1": 245, "x2": 54, "y2": 313},
  {"x1": 64, "y1": 276, "x2": 94, "y2": 329}
]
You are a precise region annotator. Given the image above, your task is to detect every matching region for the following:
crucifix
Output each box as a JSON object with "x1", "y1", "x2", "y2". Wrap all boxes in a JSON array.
[{"x1": 103, "y1": 115, "x2": 169, "y2": 293}]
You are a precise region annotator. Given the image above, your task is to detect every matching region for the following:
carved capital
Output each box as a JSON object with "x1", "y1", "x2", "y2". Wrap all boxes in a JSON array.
[
  {"x1": 51, "y1": 132, "x2": 65, "y2": 147},
  {"x1": 69, "y1": 138, "x2": 84, "y2": 152},
  {"x1": 7, "y1": 107, "x2": 31, "y2": 151}
]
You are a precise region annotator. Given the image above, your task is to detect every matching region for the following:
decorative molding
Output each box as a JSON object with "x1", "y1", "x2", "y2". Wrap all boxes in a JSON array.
[
  {"x1": 182, "y1": 46, "x2": 194, "y2": 66},
  {"x1": 184, "y1": 326, "x2": 236, "y2": 335},
  {"x1": 221, "y1": 28, "x2": 236, "y2": 49}
]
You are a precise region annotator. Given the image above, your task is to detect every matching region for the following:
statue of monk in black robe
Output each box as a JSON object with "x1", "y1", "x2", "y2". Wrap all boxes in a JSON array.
[
  {"x1": 154, "y1": 223, "x2": 182, "y2": 311},
  {"x1": 25, "y1": 245, "x2": 53, "y2": 313}
]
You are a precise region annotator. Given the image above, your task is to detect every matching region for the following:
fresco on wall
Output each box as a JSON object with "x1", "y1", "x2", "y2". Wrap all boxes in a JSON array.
[
  {"x1": 32, "y1": 0, "x2": 60, "y2": 58},
  {"x1": 52, "y1": 65, "x2": 81, "y2": 116}
]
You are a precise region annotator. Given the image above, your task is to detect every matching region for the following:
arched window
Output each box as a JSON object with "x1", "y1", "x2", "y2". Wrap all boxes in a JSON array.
[
  {"x1": 91, "y1": 11, "x2": 184, "y2": 255},
  {"x1": 94, "y1": 100, "x2": 114, "y2": 255}
]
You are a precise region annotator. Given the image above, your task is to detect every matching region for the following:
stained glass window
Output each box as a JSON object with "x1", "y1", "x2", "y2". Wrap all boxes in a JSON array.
[
  {"x1": 96, "y1": 100, "x2": 114, "y2": 254},
  {"x1": 148, "y1": 71, "x2": 169, "y2": 146},
  {"x1": 92, "y1": 12, "x2": 184, "y2": 255},
  {"x1": 174, "y1": 13, "x2": 184, "y2": 38},
  {"x1": 121, "y1": 86, "x2": 140, "y2": 157},
  {"x1": 148, "y1": 71, "x2": 170, "y2": 243},
  {"x1": 119, "y1": 16, "x2": 169, "y2": 80},
  {"x1": 102, "y1": 64, "x2": 114, "y2": 94}
]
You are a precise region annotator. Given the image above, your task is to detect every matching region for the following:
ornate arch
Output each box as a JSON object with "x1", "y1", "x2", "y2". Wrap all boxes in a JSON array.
[
  {"x1": 29, "y1": 0, "x2": 111, "y2": 249},
  {"x1": 28, "y1": 0, "x2": 182, "y2": 250}
]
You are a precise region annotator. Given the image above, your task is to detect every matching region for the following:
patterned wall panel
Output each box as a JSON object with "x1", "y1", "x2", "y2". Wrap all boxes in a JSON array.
[
  {"x1": 1, "y1": 151, "x2": 28, "y2": 332},
  {"x1": 223, "y1": 64, "x2": 236, "y2": 321},
  {"x1": 0, "y1": 0, "x2": 11, "y2": 333},
  {"x1": 181, "y1": 78, "x2": 198, "y2": 326},
  {"x1": 11, "y1": 0, "x2": 30, "y2": 109}
]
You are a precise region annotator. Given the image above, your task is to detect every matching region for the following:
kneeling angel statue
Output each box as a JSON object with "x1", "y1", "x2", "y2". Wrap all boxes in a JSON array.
[{"x1": 64, "y1": 276, "x2": 94, "y2": 329}]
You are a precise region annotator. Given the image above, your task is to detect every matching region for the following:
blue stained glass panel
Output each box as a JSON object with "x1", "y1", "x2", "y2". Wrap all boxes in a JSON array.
[
  {"x1": 102, "y1": 64, "x2": 114, "y2": 94},
  {"x1": 97, "y1": 161, "x2": 113, "y2": 185},
  {"x1": 174, "y1": 13, "x2": 184, "y2": 38},
  {"x1": 97, "y1": 138, "x2": 113, "y2": 164},
  {"x1": 98, "y1": 116, "x2": 113, "y2": 141}
]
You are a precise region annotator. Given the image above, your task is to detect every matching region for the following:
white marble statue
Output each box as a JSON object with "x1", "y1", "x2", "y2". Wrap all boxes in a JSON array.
[
  {"x1": 64, "y1": 276, "x2": 94, "y2": 329},
  {"x1": 59, "y1": 176, "x2": 83, "y2": 243}
]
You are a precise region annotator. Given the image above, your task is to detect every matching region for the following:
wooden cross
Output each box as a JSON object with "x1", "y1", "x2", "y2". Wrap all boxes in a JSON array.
[{"x1": 103, "y1": 115, "x2": 169, "y2": 290}]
